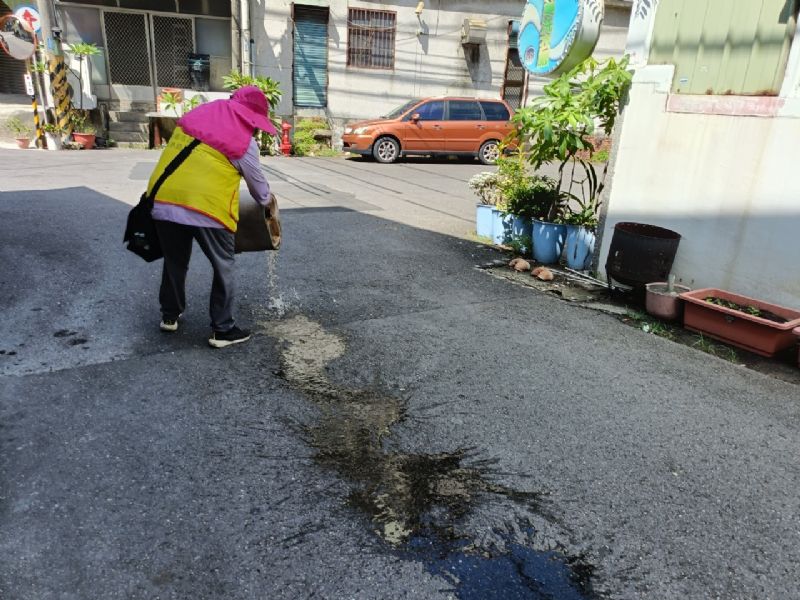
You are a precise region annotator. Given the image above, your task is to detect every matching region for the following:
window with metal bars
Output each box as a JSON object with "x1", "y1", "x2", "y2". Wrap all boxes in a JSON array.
[{"x1": 347, "y1": 8, "x2": 396, "y2": 70}]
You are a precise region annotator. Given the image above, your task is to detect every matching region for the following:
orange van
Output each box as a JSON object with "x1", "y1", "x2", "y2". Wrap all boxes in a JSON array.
[{"x1": 342, "y1": 97, "x2": 515, "y2": 165}]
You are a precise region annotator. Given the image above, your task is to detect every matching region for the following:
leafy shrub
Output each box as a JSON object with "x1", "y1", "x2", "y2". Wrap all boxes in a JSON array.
[
  {"x1": 497, "y1": 156, "x2": 560, "y2": 220},
  {"x1": 68, "y1": 109, "x2": 95, "y2": 134},
  {"x1": 222, "y1": 72, "x2": 281, "y2": 109},
  {"x1": 467, "y1": 157, "x2": 560, "y2": 219},
  {"x1": 291, "y1": 118, "x2": 329, "y2": 157},
  {"x1": 5, "y1": 116, "x2": 31, "y2": 136}
]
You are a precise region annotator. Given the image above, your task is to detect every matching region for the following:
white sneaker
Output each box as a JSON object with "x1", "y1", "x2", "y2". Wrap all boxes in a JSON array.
[
  {"x1": 208, "y1": 326, "x2": 251, "y2": 348},
  {"x1": 160, "y1": 317, "x2": 179, "y2": 332}
]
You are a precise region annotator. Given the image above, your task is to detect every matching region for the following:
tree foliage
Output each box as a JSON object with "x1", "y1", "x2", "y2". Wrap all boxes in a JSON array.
[
  {"x1": 510, "y1": 56, "x2": 632, "y2": 227},
  {"x1": 223, "y1": 71, "x2": 283, "y2": 152},
  {"x1": 222, "y1": 71, "x2": 282, "y2": 110}
]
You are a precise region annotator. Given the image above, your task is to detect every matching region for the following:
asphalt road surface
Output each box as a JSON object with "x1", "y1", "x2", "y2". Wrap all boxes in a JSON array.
[{"x1": 1, "y1": 150, "x2": 799, "y2": 600}]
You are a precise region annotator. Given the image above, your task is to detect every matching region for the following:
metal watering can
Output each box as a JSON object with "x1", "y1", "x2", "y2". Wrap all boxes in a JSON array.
[{"x1": 235, "y1": 190, "x2": 281, "y2": 253}]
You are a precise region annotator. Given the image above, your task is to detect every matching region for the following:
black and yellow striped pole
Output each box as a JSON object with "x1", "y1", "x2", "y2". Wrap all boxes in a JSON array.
[
  {"x1": 30, "y1": 31, "x2": 46, "y2": 148},
  {"x1": 25, "y1": 57, "x2": 45, "y2": 148},
  {"x1": 31, "y1": 91, "x2": 43, "y2": 148},
  {"x1": 49, "y1": 56, "x2": 73, "y2": 135}
]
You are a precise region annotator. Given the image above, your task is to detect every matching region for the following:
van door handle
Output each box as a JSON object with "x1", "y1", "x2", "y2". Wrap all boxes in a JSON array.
[
  {"x1": 433, "y1": 125, "x2": 443, "y2": 130},
  {"x1": 476, "y1": 124, "x2": 486, "y2": 129}
]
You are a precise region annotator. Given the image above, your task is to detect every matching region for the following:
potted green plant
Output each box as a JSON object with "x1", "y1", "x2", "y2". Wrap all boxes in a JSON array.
[
  {"x1": 159, "y1": 89, "x2": 206, "y2": 118},
  {"x1": 561, "y1": 165, "x2": 603, "y2": 270},
  {"x1": 5, "y1": 116, "x2": 32, "y2": 149},
  {"x1": 495, "y1": 154, "x2": 560, "y2": 254},
  {"x1": 42, "y1": 123, "x2": 63, "y2": 151},
  {"x1": 159, "y1": 90, "x2": 185, "y2": 117},
  {"x1": 681, "y1": 288, "x2": 800, "y2": 357},
  {"x1": 510, "y1": 56, "x2": 632, "y2": 265},
  {"x1": 182, "y1": 94, "x2": 205, "y2": 114},
  {"x1": 468, "y1": 171, "x2": 503, "y2": 239},
  {"x1": 69, "y1": 110, "x2": 96, "y2": 149}
]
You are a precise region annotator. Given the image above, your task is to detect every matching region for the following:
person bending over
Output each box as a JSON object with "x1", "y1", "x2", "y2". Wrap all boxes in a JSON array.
[{"x1": 146, "y1": 85, "x2": 275, "y2": 348}]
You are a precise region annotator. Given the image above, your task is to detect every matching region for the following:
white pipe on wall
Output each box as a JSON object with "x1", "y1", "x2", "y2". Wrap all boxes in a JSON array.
[{"x1": 241, "y1": 0, "x2": 251, "y2": 76}]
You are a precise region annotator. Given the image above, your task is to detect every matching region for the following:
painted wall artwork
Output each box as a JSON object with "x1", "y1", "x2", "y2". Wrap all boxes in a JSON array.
[{"x1": 519, "y1": 0, "x2": 604, "y2": 77}]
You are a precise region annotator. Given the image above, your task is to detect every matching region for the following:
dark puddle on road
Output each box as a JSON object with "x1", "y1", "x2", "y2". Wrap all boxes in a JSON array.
[{"x1": 265, "y1": 316, "x2": 595, "y2": 600}]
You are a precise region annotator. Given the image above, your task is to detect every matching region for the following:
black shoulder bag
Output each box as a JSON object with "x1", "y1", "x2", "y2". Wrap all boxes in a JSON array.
[{"x1": 123, "y1": 139, "x2": 201, "y2": 262}]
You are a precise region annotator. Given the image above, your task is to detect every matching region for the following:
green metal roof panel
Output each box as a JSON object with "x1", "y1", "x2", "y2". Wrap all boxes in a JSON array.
[{"x1": 649, "y1": 0, "x2": 798, "y2": 95}]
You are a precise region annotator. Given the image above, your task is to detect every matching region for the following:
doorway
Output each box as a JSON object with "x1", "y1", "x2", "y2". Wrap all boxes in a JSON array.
[
  {"x1": 102, "y1": 10, "x2": 194, "y2": 103},
  {"x1": 293, "y1": 5, "x2": 329, "y2": 109}
]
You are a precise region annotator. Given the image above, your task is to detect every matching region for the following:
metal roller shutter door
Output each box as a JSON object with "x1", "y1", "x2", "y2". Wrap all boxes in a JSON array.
[
  {"x1": 0, "y1": 1, "x2": 27, "y2": 94},
  {"x1": 293, "y1": 6, "x2": 328, "y2": 108}
]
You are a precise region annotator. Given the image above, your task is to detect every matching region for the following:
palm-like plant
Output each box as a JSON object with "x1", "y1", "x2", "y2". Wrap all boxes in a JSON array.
[
  {"x1": 222, "y1": 71, "x2": 282, "y2": 108},
  {"x1": 222, "y1": 71, "x2": 283, "y2": 153},
  {"x1": 66, "y1": 42, "x2": 100, "y2": 111}
]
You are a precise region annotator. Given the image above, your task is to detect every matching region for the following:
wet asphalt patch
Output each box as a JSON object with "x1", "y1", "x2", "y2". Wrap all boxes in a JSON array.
[{"x1": 264, "y1": 315, "x2": 596, "y2": 599}]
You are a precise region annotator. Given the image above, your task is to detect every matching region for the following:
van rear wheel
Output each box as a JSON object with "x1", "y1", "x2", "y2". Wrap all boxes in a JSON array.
[
  {"x1": 373, "y1": 137, "x2": 400, "y2": 164},
  {"x1": 479, "y1": 140, "x2": 501, "y2": 165}
]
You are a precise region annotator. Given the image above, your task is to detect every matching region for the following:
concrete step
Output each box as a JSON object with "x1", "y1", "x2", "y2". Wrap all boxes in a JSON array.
[
  {"x1": 0, "y1": 95, "x2": 32, "y2": 120},
  {"x1": 108, "y1": 131, "x2": 148, "y2": 144},
  {"x1": 105, "y1": 100, "x2": 155, "y2": 113},
  {"x1": 108, "y1": 110, "x2": 150, "y2": 123},
  {"x1": 109, "y1": 121, "x2": 148, "y2": 134}
]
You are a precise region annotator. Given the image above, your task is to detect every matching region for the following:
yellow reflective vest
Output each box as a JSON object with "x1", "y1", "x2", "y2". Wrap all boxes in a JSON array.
[{"x1": 147, "y1": 126, "x2": 242, "y2": 232}]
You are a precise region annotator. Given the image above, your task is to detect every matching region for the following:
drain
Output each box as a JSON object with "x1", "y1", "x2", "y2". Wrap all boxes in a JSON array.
[{"x1": 264, "y1": 316, "x2": 596, "y2": 599}]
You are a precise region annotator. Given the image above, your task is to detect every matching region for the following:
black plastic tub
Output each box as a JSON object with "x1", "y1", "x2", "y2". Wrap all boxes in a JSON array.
[{"x1": 605, "y1": 222, "x2": 681, "y2": 293}]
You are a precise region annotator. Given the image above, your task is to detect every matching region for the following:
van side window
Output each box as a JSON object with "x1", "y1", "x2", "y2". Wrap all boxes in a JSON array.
[
  {"x1": 447, "y1": 100, "x2": 483, "y2": 121},
  {"x1": 479, "y1": 101, "x2": 511, "y2": 121},
  {"x1": 414, "y1": 100, "x2": 445, "y2": 120}
]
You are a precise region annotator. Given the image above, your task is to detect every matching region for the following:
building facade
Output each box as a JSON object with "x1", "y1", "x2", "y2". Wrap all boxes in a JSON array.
[
  {"x1": 37, "y1": 1, "x2": 630, "y2": 116},
  {"x1": 255, "y1": 0, "x2": 631, "y2": 131},
  {"x1": 598, "y1": 0, "x2": 800, "y2": 308},
  {"x1": 2, "y1": 1, "x2": 631, "y2": 144},
  {"x1": 52, "y1": 0, "x2": 233, "y2": 104}
]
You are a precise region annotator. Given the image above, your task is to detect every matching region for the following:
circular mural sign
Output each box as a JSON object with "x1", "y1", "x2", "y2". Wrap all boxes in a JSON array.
[{"x1": 519, "y1": 0, "x2": 604, "y2": 77}]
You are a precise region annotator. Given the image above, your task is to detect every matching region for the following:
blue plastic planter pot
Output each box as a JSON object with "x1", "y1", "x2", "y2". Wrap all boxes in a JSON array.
[
  {"x1": 489, "y1": 212, "x2": 531, "y2": 247},
  {"x1": 511, "y1": 216, "x2": 531, "y2": 240},
  {"x1": 565, "y1": 225, "x2": 596, "y2": 270},
  {"x1": 532, "y1": 219, "x2": 567, "y2": 264},
  {"x1": 476, "y1": 204, "x2": 494, "y2": 238},
  {"x1": 511, "y1": 216, "x2": 532, "y2": 254},
  {"x1": 491, "y1": 209, "x2": 512, "y2": 245}
]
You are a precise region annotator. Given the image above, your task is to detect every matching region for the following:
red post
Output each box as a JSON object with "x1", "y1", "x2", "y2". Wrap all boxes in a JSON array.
[{"x1": 280, "y1": 121, "x2": 292, "y2": 156}]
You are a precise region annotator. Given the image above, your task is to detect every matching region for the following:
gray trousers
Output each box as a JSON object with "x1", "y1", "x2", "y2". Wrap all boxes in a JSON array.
[{"x1": 155, "y1": 220, "x2": 236, "y2": 332}]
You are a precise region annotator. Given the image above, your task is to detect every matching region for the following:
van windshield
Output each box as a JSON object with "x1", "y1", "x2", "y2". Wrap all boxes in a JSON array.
[{"x1": 383, "y1": 99, "x2": 421, "y2": 119}]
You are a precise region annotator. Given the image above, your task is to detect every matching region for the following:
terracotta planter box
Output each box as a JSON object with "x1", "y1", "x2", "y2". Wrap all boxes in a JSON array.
[
  {"x1": 795, "y1": 328, "x2": 800, "y2": 368},
  {"x1": 681, "y1": 288, "x2": 800, "y2": 357}
]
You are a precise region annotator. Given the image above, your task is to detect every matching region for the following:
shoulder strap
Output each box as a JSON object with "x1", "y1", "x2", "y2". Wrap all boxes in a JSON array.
[{"x1": 148, "y1": 138, "x2": 202, "y2": 202}]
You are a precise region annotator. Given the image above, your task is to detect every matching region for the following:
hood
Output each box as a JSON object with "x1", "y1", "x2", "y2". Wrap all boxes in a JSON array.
[
  {"x1": 344, "y1": 119, "x2": 393, "y2": 131},
  {"x1": 178, "y1": 85, "x2": 277, "y2": 160}
]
